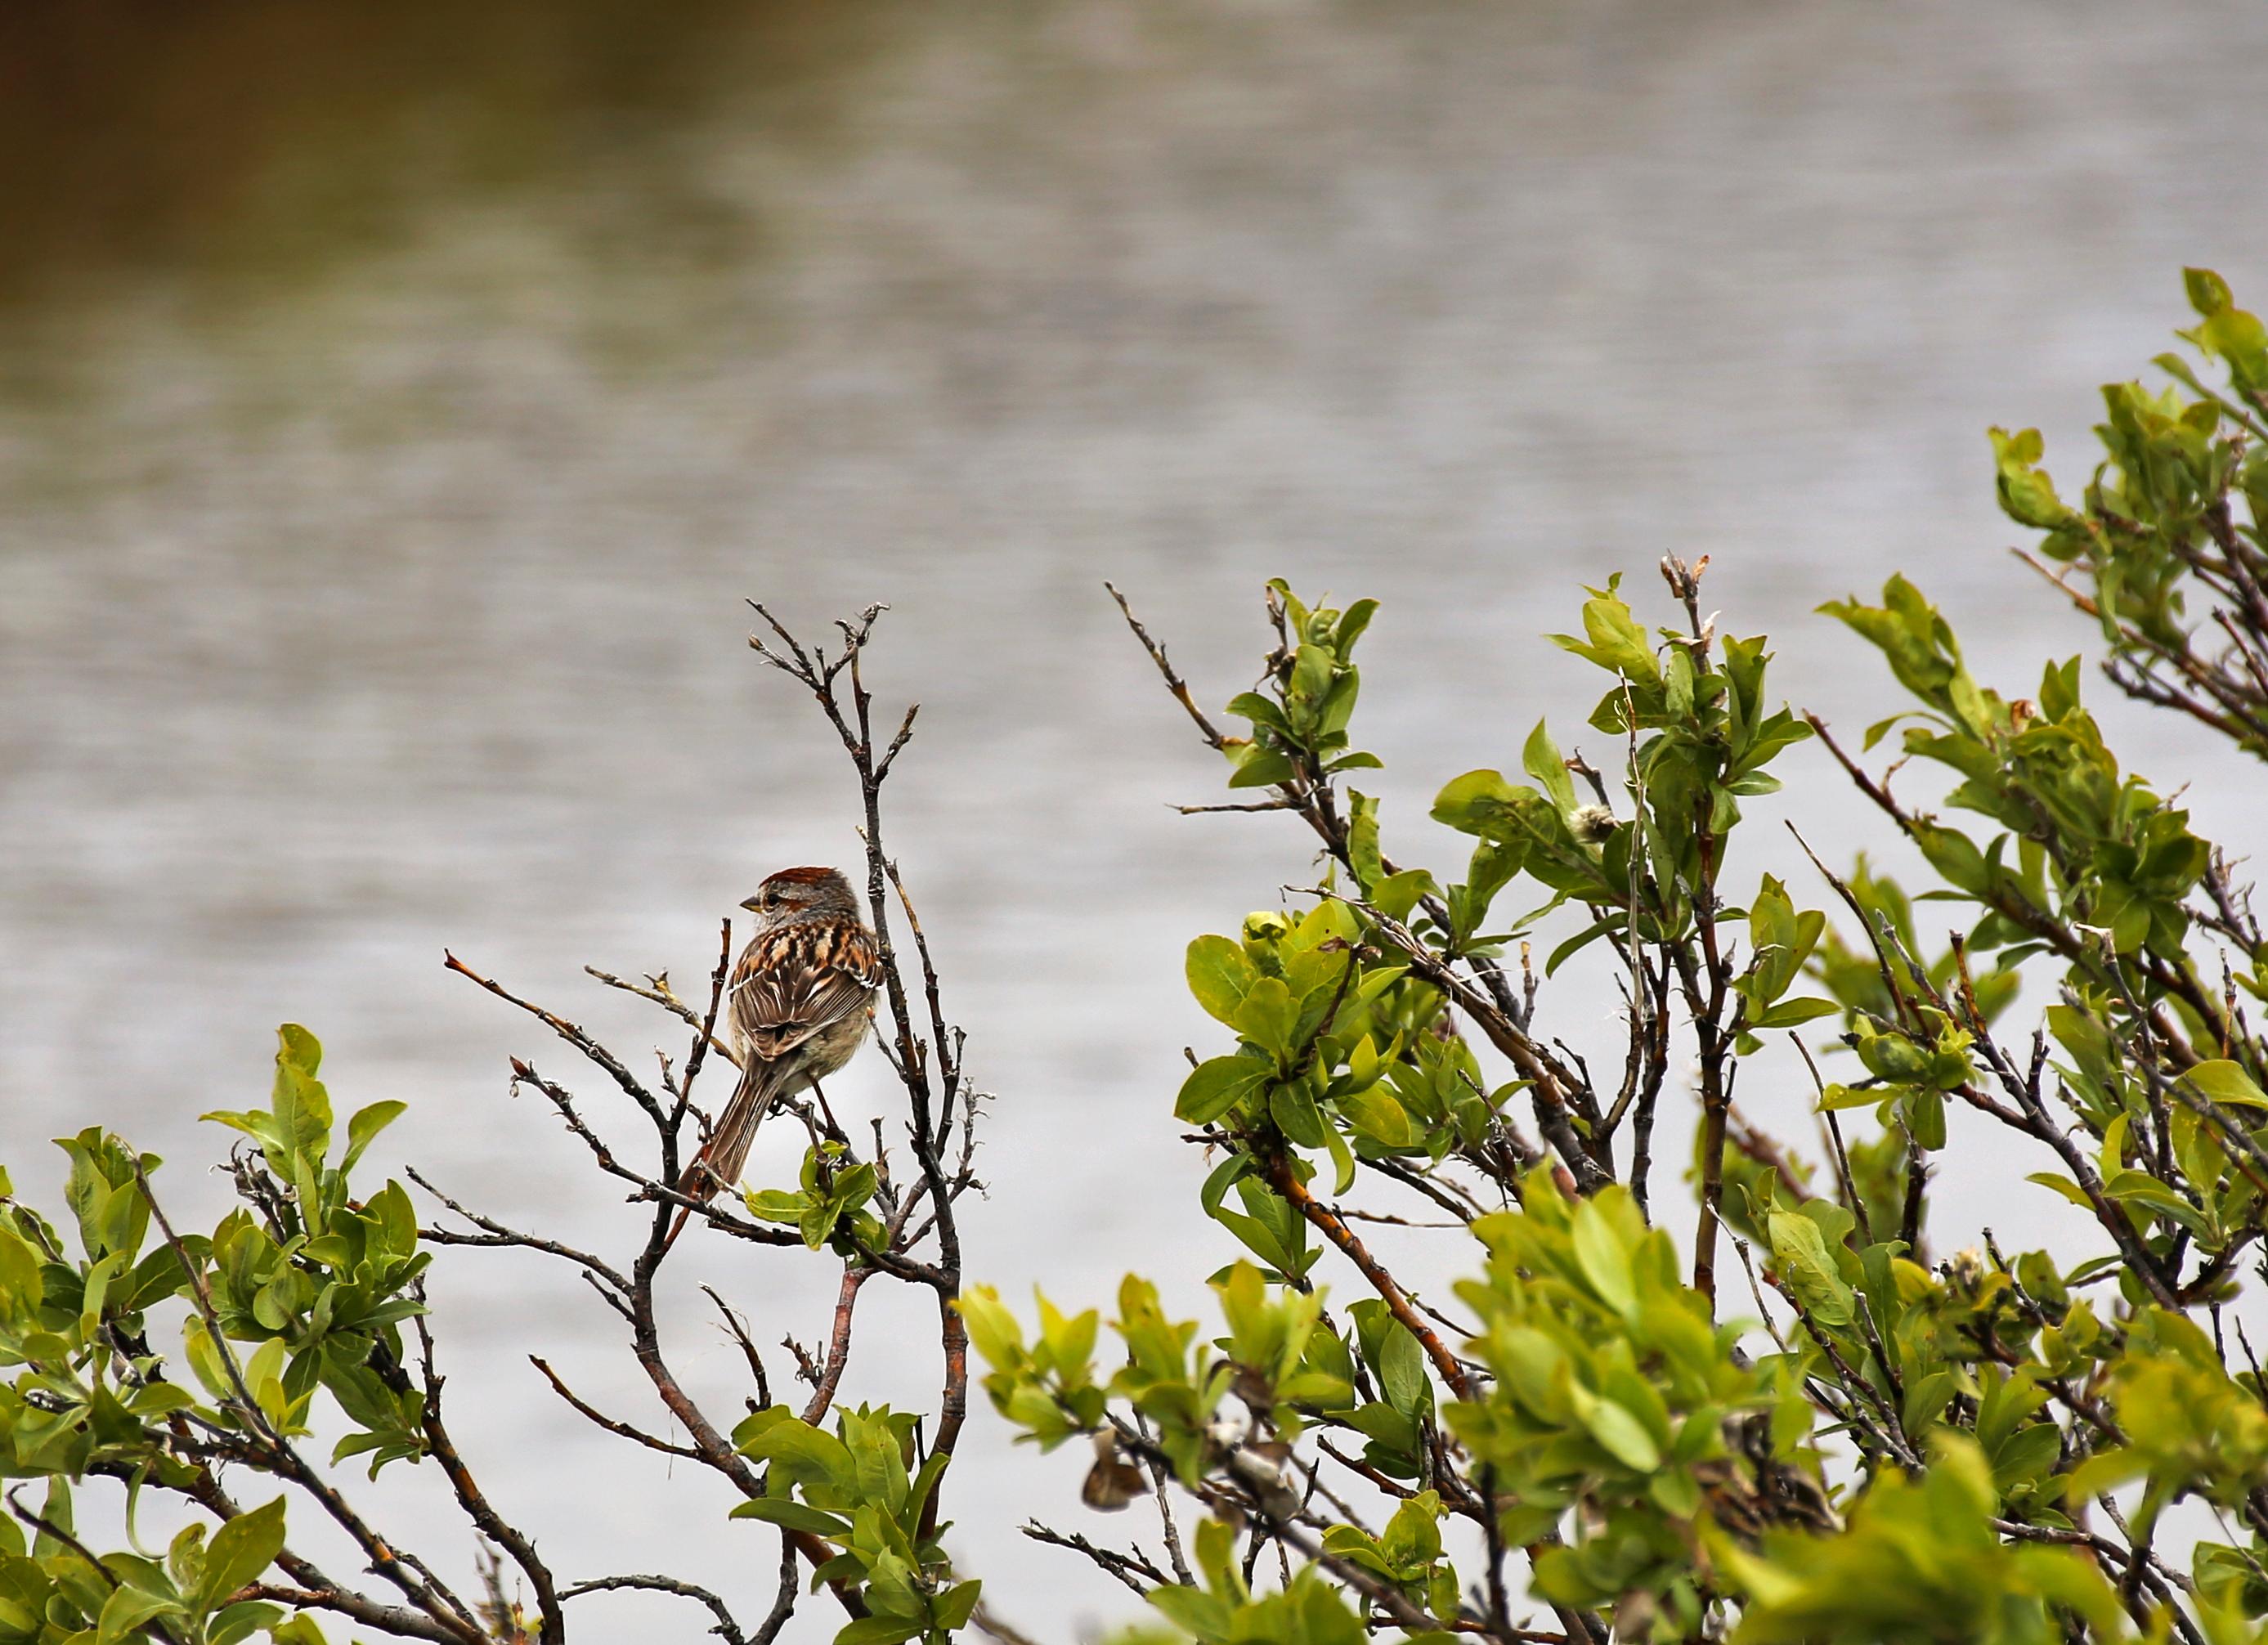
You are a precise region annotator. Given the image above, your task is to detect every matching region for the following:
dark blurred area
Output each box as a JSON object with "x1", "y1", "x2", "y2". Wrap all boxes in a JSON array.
[
  {"x1": 0, "y1": 0, "x2": 853, "y2": 298},
  {"x1": 2, "y1": 2, "x2": 2266, "y2": 1634}
]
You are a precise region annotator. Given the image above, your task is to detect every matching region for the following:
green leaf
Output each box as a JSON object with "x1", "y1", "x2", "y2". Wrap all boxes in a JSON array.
[
  {"x1": 1347, "y1": 791, "x2": 1385, "y2": 891},
  {"x1": 341, "y1": 1102, "x2": 407, "y2": 1172},
  {"x1": 199, "y1": 1109, "x2": 278, "y2": 1150},
  {"x1": 1212, "y1": 1200, "x2": 1302, "y2": 1280},
  {"x1": 728, "y1": 1498, "x2": 853, "y2": 1536},
  {"x1": 199, "y1": 1495, "x2": 286, "y2": 1608},
  {"x1": 1353, "y1": 965, "x2": 1410, "y2": 1006},
  {"x1": 1380, "y1": 1490, "x2": 1444, "y2": 1571},
  {"x1": 1374, "y1": 1319, "x2": 1431, "y2": 1419},
  {"x1": 210, "y1": 1602, "x2": 287, "y2": 1645},
  {"x1": 2185, "y1": 1060, "x2": 2268, "y2": 1109},
  {"x1": 1199, "y1": 1153, "x2": 1255, "y2": 1217},
  {"x1": 2185, "y1": 267, "x2": 2234, "y2": 316},
  {"x1": 742, "y1": 1187, "x2": 805, "y2": 1226},
  {"x1": 1149, "y1": 1586, "x2": 1235, "y2": 1639},
  {"x1": 734, "y1": 1409, "x2": 854, "y2": 1490},
  {"x1": 98, "y1": 1589, "x2": 178, "y2": 1645},
  {"x1": 1551, "y1": 585, "x2": 1661, "y2": 684},
  {"x1": 933, "y1": 1580, "x2": 982, "y2": 1633},
  {"x1": 1321, "y1": 1122, "x2": 1356, "y2": 1198},
  {"x1": 1235, "y1": 978, "x2": 1297, "y2": 1055},
  {"x1": 1338, "y1": 1087, "x2": 1414, "y2": 1150},
  {"x1": 2064, "y1": 1446, "x2": 2144, "y2": 1503},
  {"x1": 1570, "y1": 1200, "x2": 1635, "y2": 1319},
  {"x1": 1991, "y1": 1421, "x2": 2064, "y2": 1490},
  {"x1": 1334, "y1": 598, "x2": 1380, "y2": 654},
  {"x1": 1289, "y1": 643, "x2": 1333, "y2": 710},
  {"x1": 270, "y1": 1024, "x2": 334, "y2": 1164},
  {"x1": 1227, "y1": 692, "x2": 1292, "y2": 737},
  {"x1": 0, "y1": 1226, "x2": 43, "y2": 1311},
  {"x1": 954, "y1": 1286, "x2": 1024, "y2": 1368},
  {"x1": 1372, "y1": 869, "x2": 1436, "y2": 921},
  {"x1": 1431, "y1": 769, "x2": 1521, "y2": 837},
  {"x1": 1579, "y1": 1396, "x2": 1662, "y2": 1472},
  {"x1": 1544, "y1": 916, "x2": 1619, "y2": 978},
  {"x1": 835, "y1": 1616, "x2": 925, "y2": 1645},
  {"x1": 1767, "y1": 1211, "x2": 1853, "y2": 1329},
  {"x1": 2025, "y1": 1172, "x2": 2095, "y2": 1210},
  {"x1": 1911, "y1": 822, "x2": 1989, "y2": 896},
  {"x1": 1177, "y1": 1057, "x2": 1271, "y2": 1126},
  {"x1": 1906, "y1": 1088, "x2": 1948, "y2": 1152},
  {"x1": 1754, "y1": 997, "x2": 1840, "y2": 1029},
  {"x1": 1228, "y1": 749, "x2": 1298, "y2": 790},
  {"x1": 1989, "y1": 426, "x2": 2072, "y2": 529},
  {"x1": 1186, "y1": 936, "x2": 1255, "y2": 1027},
  {"x1": 1268, "y1": 1079, "x2": 1329, "y2": 1150},
  {"x1": 1522, "y1": 719, "x2": 1575, "y2": 814}
]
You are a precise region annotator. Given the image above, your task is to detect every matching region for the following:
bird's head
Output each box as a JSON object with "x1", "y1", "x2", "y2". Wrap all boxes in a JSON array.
[{"x1": 742, "y1": 866, "x2": 858, "y2": 926}]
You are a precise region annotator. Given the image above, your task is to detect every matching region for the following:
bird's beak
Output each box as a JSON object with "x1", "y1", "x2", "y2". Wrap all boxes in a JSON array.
[{"x1": 739, "y1": 896, "x2": 764, "y2": 912}]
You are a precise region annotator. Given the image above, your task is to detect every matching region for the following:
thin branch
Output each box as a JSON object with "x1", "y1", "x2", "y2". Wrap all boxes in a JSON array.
[
  {"x1": 704, "y1": 1286, "x2": 773, "y2": 1408},
  {"x1": 410, "y1": 1168, "x2": 631, "y2": 1295},
  {"x1": 445, "y1": 952, "x2": 668, "y2": 1127},
  {"x1": 560, "y1": 1575, "x2": 747, "y2": 1644},
  {"x1": 529, "y1": 1356, "x2": 702, "y2": 1461},
  {"x1": 1104, "y1": 581, "x2": 1229, "y2": 750},
  {"x1": 414, "y1": 1313, "x2": 564, "y2": 1644},
  {"x1": 128, "y1": 1161, "x2": 489, "y2": 1644},
  {"x1": 1262, "y1": 1152, "x2": 1476, "y2": 1401},
  {"x1": 8, "y1": 1487, "x2": 186, "y2": 1644},
  {"x1": 582, "y1": 966, "x2": 741, "y2": 1069},
  {"x1": 174, "y1": 1470, "x2": 470, "y2": 1645},
  {"x1": 1020, "y1": 1521, "x2": 1165, "y2": 1598}
]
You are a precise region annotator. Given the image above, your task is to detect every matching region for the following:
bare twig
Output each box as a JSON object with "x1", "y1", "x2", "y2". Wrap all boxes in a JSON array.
[
  {"x1": 529, "y1": 1356, "x2": 702, "y2": 1461},
  {"x1": 445, "y1": 952, "x2": 669, "y2": 1127},
  {"x1": 560, "y1": 1575, "x2": 747, "y2": 1644},
  {"x1": 1021, "y1": 1521, "x2": 1166, "y2": 1598}
]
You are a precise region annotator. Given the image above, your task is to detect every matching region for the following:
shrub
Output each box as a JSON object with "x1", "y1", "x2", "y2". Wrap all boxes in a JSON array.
[{"x1": 3, "y1": 270, "x2": 2266, "y2": 1644}]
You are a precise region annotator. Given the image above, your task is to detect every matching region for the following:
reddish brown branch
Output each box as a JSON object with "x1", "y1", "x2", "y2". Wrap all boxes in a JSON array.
[
  {"x1": 1262, "y1": 1153, "x2": 1476, "y2": 1401},
  {"x1": 800, "y1": 1267, "x2": 872, "y2": 1426}
]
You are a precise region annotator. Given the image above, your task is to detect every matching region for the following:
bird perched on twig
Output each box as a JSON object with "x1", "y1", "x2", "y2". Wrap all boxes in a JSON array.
[{"x1": 666, "y1": 867, "x2": 881, "y2": 1248}]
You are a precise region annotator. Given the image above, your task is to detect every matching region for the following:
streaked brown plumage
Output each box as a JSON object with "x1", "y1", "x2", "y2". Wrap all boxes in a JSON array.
[{"x1": 666, "y1": 867, "x2": 880, "y2": 1247}]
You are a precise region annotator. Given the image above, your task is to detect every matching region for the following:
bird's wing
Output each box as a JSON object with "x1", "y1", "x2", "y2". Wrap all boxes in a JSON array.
[{"x1": 729, "y1": 922, "x2": 881, "y2": 1062}]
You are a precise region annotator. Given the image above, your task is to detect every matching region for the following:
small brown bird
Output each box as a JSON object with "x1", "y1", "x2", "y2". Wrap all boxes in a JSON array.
[{"x1": 667, "y1": 867, "x2": 881, "y2": 1247}]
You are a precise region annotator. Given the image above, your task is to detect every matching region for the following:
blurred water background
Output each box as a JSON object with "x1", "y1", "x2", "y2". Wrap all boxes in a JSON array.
[{"x1": 4, "y1": 1, "x2": 2268, "y2": 1637}]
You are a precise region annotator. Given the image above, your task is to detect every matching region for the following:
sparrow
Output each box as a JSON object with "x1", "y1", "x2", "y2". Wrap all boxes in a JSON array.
[{"x1": 666, "y1": 866, "x2": 881, "y2": 1247}]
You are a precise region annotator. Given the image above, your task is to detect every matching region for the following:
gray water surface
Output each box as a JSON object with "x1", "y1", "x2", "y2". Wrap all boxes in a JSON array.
[{"x1": 4, "y1": 2, "x2": 2266, "y2": 1636}]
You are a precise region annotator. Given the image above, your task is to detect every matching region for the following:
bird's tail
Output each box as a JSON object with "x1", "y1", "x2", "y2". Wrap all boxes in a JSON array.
[{"x1": 665, "y1": 1060, "x2": 782, "y2": 1250}]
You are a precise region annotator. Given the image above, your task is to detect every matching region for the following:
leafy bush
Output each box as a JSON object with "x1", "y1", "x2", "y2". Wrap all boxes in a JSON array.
[{"x1": 5, "y1": 271, "x2": 2267, "y2": 1643}]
